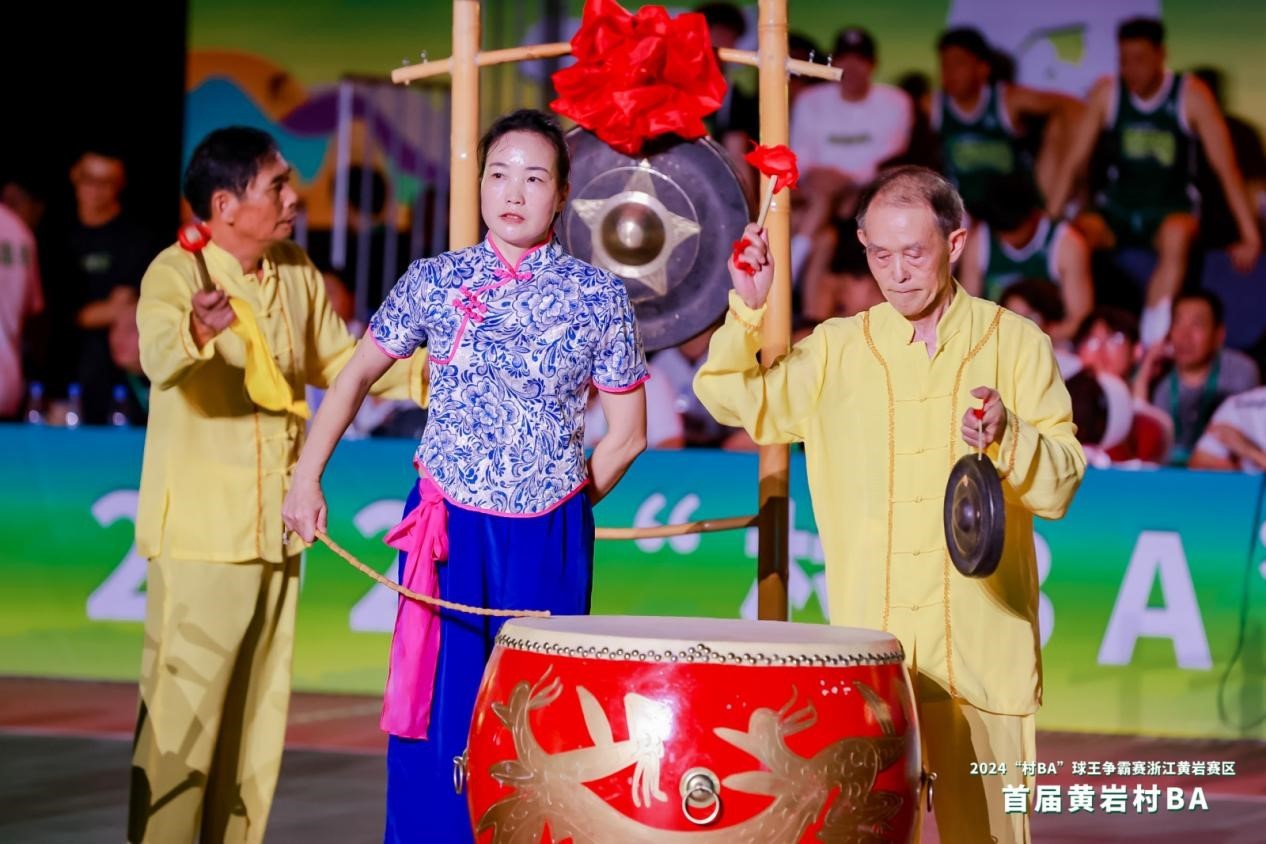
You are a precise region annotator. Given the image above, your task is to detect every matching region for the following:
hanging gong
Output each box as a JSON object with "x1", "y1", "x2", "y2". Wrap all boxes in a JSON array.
[
  {"x1": 943, "y1": 454, "x2": 1006, "y2": 578},
  {"x1": 560, "y1": 129, "x2": 750, "y2": 352}
]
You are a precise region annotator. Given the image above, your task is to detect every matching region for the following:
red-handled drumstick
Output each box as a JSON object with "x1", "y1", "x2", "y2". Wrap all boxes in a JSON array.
[
  {"x1": 177, "y1": 221, "x2": 217, "y2": 293},
  {"x1": 971, "y1": 406, "x2": 985, "y2": 459}
]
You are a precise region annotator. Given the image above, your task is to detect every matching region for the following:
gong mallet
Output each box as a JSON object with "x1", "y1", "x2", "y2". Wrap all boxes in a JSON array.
[
  {"x1": 177, "y1": 221, "x2": 217, "y2": 293},
  {"x1": 733, "y1": 144, "x2": 801, "y2": 273},
  {"x1": 943, "y1": 405, "x2": 1006, "y2": 578},
  {"x1": 749, "y1": 144, "x2": 800, "y2": 229}
]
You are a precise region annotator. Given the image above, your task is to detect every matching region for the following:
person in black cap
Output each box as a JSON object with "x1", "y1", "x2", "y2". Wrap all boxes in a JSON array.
[
  {"x1": 790, "y1": 25, "x2": 914, "y2": 217},
  {"x1": 933, "y1": 27, "x2": 1082, "y2": 219},
  {"x1": 789, "y1": 25, "x2": 911, "y2": 196}
]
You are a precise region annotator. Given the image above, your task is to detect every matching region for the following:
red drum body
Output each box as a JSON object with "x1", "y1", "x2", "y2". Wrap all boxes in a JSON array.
[{"x1": 463, "y1": 616, "x2": 922, "y2": 843}]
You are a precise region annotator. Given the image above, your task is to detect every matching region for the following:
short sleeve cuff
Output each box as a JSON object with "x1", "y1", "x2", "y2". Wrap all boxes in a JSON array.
[
  {"x1": 368, "y1": 316, "x2": 415, "y2": 360},
  {"x1": 593, "y1": 371, "x2": 650, "y2": 394}
]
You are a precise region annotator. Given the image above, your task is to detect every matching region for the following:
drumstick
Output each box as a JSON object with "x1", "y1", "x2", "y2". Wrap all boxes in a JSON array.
[
  {"x1": 177, "y1": 222, "x2": 217, "y2": 293},
  {"x1": 754, "y1": 177, "x2": 778, "y2": 230},
  {"x1": 971, "y1": 406, "x2": 985, "y2": 460}
]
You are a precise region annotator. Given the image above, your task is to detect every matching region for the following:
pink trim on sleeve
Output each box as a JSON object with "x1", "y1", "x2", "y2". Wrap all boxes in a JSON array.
[
  {"x1": 592, "y1": 372, "x2": 650, "y2": 394},
  {"x1": 370, "y1": 332, "x2": 411, "y2": 360}
]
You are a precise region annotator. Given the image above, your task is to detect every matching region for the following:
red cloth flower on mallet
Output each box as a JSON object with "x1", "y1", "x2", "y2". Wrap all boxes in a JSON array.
[{"x1": 731, "y1": 143, "x2": 801, "y2": 275}]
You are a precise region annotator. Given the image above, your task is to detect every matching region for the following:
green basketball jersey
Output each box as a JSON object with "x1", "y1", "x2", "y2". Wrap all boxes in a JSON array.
[
  {"x1": 1103, "y1": 72, "x2": 1196, "y2": 211},
  {"x1": 981, "y1": 217, "x2": 1065, "y2": 302},
  {"x1": 935, "y1": 83, "x2": 1027, "y2": 214}
]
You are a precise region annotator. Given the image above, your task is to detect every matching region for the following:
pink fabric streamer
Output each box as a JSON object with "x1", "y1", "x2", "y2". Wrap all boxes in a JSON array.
[{"x1": 380, "y1": 478, "x2": 449, "y2": 738}]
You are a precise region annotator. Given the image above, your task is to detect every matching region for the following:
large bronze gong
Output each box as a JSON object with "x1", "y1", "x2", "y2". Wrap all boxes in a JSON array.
[{"x1": 560, "y1": 130, "x2": 751, "y2": 351}]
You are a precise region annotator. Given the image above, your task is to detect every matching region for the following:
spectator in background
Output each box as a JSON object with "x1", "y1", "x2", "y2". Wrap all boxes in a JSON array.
[
  {"x1": 790, "y1": 27, "x2": 913, "y2": 215},
  {"x1": 1046, "y1": 18, "x2": 1261, "y2": 348},
  {"x1": 107, "y1": 300, "x2": 148, "y2": 424},
  {"x1": 997, "y1": 280, "x2": 1077, "y2": 365},
  {"x1": 800, "y1": 216, "x2": 883, "y2": 322},
  {"x1": 653, "y1": 324, "x2": 733, "y2": 448},
  {"x1": 932, "y1": 27, "x2": 1082, "y2": 218},
  {"x1": 1135, "y1": 291, "x2": 1260, "y2": 464},
  {"x1": 787, "y1": 32, "x2": 825, "y2": 107},
  {"x1": 1, "y1": 177, "x2": 47, "y2": 234},
  {"x1": 1065, "y1": 366, "x2": 1136, "y2": 467},
  {"x1": 1189, "y1": 385, "x2": 1266, "y2": 472},
  {"x1": 959, "y1": 172, "x2": 1092, "y2": 341},
  {"x1": 3, "y1": 175, "x2": 54, "y2": 402},
  {"x1": 0, "y1": 202, "x2": 43, "y2": 420},
  {"x1": 63, "y1": 147, "x2": 161, "y2": 423},
  {"x1": 698, "y1": 2, "x2": 760, "y2": 199},
  {"x1": 894, "y1": 70, "x2": 940, "y2": 171},
  {"x1": 1073, "y1": 307, "x2": 1172, "y2": 464},
  {"x1": 1190, "y1": 66, "x2": 1266, "y2": 250}
]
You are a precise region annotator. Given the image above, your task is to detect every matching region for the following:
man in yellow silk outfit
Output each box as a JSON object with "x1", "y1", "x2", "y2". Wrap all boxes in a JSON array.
[
  {"x1": 128, "y1": 127, "x2": 424, "y2": 844},
  {"x1": 697, "y1": 166, "x2": 1085, "y2": 843}
]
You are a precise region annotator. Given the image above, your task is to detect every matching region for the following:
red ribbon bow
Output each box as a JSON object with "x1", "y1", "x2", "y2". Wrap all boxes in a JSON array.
[{"x1": 550, "y1": 0, "x2": 727, "y2": 156}]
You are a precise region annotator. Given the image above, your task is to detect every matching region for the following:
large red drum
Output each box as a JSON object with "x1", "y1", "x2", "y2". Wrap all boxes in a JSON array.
[{"x1": 462, "y1": 616, "x2": 923, "y2": 843}]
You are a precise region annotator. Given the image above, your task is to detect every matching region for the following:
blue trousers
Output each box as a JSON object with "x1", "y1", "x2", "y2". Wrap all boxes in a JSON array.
[{"x1": 383, "y1": 488, "x2": 594, "y2": 843}]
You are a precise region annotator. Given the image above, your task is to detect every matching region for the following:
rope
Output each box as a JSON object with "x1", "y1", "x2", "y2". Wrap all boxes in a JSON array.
[
  {"x1": 314, "y1": 530, "x2": 550, "y2": 618},
  {"x1": 595, "y1": 515, "x2": 756, "y2": 541}
]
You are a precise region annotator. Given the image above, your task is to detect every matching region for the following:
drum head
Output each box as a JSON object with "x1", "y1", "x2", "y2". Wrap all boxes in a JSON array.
[
  {"x1": 943, "y1": 454, "x2": 1006, "y2": 578},
  {"x1": 498, "y1": 616, "x2": 905, "y2": 665}
]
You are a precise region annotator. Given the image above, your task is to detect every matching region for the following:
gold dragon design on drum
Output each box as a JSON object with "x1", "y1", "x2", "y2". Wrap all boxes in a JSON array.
[{"x1": 475, "y1": 669, "x2": 908, "y2": 842}]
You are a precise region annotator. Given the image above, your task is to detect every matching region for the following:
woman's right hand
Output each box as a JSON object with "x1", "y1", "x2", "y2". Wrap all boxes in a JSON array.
[{"x1": 283, "y1": 476, "x2": 328, "y2": 544}]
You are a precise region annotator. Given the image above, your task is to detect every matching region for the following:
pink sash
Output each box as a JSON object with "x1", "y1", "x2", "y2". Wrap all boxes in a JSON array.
[{"x1": 379, "y1": 478, "x2": 448, "y2": 738}]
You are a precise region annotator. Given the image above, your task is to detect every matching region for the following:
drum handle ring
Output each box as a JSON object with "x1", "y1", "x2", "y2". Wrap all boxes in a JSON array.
[
  {"x1": 922, "y1": 769, "x2": 937, "y2": 812},
  {"x1": 453, "y1": 750, "x2": 469, "y2": 795},
  {"x1": 679, "y1": 768, "x2": 722, "y2": 826}
]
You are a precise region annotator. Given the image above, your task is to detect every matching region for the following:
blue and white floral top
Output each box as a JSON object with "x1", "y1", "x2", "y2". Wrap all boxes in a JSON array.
[{"x1": 369, "y1": 237, "x2": 648, "y2": 514}]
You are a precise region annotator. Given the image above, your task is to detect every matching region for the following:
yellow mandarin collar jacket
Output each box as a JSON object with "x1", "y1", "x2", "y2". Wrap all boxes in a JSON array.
[
  {"x1": 136, "y1": 239, "x2": 425, "y2": 564},
  {"x1": 695, "y1": 285, "x2": 1086, "y2": 714}
]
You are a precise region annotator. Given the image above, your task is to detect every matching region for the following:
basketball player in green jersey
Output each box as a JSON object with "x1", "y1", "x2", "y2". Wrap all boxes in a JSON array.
[
  {"x1": 1047, "y1": 17, "x2": 1260, "y2": 347},
  {"x1": 960, "y1": 173, "x2": 1093, "y2": 342},
  {"x1": 934, "y1": 27, "x2": 1083, "y2": 217}
]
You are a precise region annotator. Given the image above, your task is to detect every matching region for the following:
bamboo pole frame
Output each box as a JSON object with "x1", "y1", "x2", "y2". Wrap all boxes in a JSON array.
[
  {"x1": 393, "y1": 2, "x2": 802, "y2": 618},
  {"x1": 754, "y1": 0, "x2": 792, "y2": 621},
  {"x1": 393, "y1": 43, "x2": 840, "y2": 86},
  {"x1": 449, "y1": 0, "x2": 482, "y2": 249}
]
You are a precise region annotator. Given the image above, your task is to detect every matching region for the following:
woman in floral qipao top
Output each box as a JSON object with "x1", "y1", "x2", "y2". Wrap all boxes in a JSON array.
[{"x1": 283, "y1": 109, "x2": 649, "y2": 842}]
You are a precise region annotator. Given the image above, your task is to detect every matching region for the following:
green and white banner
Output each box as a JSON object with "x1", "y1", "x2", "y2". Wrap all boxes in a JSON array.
[{"x1": 1, "y1": 427, "x2": 1262, "y2": 739}]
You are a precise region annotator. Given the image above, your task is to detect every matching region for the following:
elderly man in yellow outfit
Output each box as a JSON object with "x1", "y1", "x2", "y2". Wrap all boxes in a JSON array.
[
  {"x1": 697, "y1": 165, "x2": 1085, "y2": 843},
  {"x1": 127, "y1": 126, "x2": 424, "y2": 844}
]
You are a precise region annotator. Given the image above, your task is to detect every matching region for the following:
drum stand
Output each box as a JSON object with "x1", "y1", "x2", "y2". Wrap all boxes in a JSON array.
[{"x1": 389, "y1": 0, "x2": 839, "y2": 622}]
